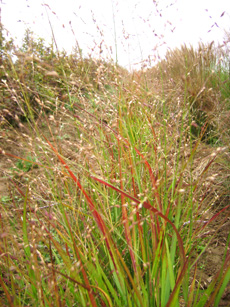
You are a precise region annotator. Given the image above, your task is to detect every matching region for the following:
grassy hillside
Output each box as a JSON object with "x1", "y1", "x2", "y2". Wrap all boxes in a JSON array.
[{"x1": 0, "y1": 26, "x2": 230, "y2": 306}]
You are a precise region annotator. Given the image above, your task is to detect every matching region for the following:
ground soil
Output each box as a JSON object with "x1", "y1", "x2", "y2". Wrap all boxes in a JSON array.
[{"x1": 0, "y1": 121, "x2": 230, "y2": 306}]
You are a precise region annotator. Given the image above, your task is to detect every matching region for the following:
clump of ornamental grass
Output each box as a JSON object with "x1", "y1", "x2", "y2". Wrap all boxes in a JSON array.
[
  {"x1": 1, "y1": 12, "x2": 230, "y2": 305},
  {"x1": 1, "y1": 57, "x2": 230, "y2": 306},
  {"x1": 142, "y1": 42, "x2": 230, "y2": 146}
]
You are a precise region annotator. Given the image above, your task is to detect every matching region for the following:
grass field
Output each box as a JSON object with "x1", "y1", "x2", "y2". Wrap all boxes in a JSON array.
[{"x1": 0, "y1": 10, "x2": 230, "y2": 306}]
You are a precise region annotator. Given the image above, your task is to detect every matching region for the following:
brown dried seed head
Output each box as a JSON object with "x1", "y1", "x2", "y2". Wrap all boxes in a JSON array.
[{"x1": 45, "y1": 71, "x2": 59, "y2": 77}]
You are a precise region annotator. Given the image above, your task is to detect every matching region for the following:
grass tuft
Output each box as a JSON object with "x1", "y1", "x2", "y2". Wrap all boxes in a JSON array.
[{"x1": 0, "y1": 8, "x2": 230, "y2": 307}]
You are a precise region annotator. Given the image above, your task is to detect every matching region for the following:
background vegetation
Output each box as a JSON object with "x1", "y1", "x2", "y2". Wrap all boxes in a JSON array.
[{"x1": 0, "y1": 15, "x2": 230, "y2": 306}]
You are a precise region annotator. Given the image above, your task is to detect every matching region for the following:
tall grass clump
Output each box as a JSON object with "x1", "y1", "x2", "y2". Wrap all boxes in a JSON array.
[{"x1": 0, "y1": 16, "x2": 230, "y2": 307}]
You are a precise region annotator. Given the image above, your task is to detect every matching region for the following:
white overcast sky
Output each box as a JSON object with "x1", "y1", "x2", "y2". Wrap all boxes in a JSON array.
[{"x1": 1, "y1": 0, "x2": 230, "y2": 70}]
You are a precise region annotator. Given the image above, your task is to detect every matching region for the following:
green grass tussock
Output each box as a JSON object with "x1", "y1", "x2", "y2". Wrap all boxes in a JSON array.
[{"x1": 0, "y1": 20, "x2": 230, "y2": 307}]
